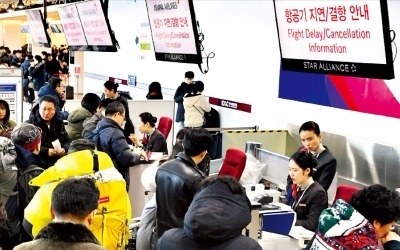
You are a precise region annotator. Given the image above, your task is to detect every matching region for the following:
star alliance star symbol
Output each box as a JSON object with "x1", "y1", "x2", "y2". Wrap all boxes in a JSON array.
[{"x1": 351, "y1": 64, "x2": 357, "y2": 73}]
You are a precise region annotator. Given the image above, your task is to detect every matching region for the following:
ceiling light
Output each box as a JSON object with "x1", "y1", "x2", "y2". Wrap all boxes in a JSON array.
[
  {"x1": 7, "y1": 4, "x2": 14, "y2": 12},
  {"x1": 17, "y1": 0, "x2": 25, "y2": 9}
]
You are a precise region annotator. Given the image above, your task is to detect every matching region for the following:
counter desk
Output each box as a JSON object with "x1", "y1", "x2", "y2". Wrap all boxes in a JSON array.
[
  {"x1": 258, "y1": 232, "x2": 302, "y2": 249},
  {"x1": 128, "y1": 160, "x2": 160, "y2": 218}
]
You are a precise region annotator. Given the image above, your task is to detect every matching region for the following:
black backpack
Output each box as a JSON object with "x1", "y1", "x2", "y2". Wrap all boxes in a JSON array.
[
  {"x1": 17, "y1": 165, "x2": 44, "y2": 212},
  {"x1": 204, "y1": 108, "x2": 220, "y2": 129}
]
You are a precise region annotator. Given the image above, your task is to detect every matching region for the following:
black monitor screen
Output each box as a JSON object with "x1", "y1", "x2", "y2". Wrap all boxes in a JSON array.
[
  {"x1": 273, "y1": 0, "x2": 394, "y2": 79},
  {"x1": 145, "y1": 0, "x2": 202, "y2": 64},
  {"x1": 26, "y1": 10, "x2": 51, "y2": 47},
  {"x1": 59, "y1": 0, "x2": 118, "y2": 52},
  {"x1": 58, "y1": 4, "x2": 88, "y2": 49}
]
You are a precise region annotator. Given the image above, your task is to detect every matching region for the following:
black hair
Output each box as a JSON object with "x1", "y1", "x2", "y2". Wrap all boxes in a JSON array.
[
  {"x1": 34, "y1": 55, "x2": 42, "y2": 62},
  {"x1": 99, "y1": 98, "x2": 116, "y2": 109},
  {"x1": 299, "y1": 121, "x2": 321, "y2": 136},
  {"x1": 105, "y1": 101, "x2": 125, "y2": 116},
  {"x1": 289, "y1": 150, "x2": 317, "y2": 177},
  {"x1": 166, "y1": 128, "x2": 190, "y2": 162},
  {"x1": 185, "y1": 71, "x2": 194, "y2": 79},
  {"x1": 200, "y1": 175, "x2": 246, "y2": 195},
  {"x1": 139, "y1": 112, "x2": 157, "y2": 128},
  {"x1": 51, "y1": 178, "x2": 99, "y2": 220},
  {"x1": 176, "y1": 128, "x2": 189, "y2": 142},
  {"x1": 104, "y1": 80, "x2": 119, "y2": 92},
  {"x1": 147, "y1": 82, "x2": 163, "y2": 100},
  {"x1": 27, "y1": 55, "x2": 33, "y2": 60},
  {"x1": 148, "y1": 82, "x2": 162, "y2": 93},
  {"x1": 182, "y1": 128, "x2": 212, "y2": 157},
  {"x1": 48, "y1": 77, "x2": 62, "y2": 90},
  {"x1": 81, "y1": 93, "x2": 101, "y2": 115},
  {"x1": 350, "y1": 184, "x2": 400, "y2": 225},
  {"x1": 41, "y1": 51, "x2": 47, "y2": 56},
  {"x1": 39, "y1": 95, "x2": 57, "y2": 108},
  {"x1": 194, "y1": 81, "x2": 204, "y2": 92},
  {"x1": 0, "y1": 100, "x2": 11, "y2": 125}
]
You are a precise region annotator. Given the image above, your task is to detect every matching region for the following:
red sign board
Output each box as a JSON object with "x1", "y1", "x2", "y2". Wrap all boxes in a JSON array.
[{"x1": 208, "y1": 97, "x2": 252, "y2": 113}]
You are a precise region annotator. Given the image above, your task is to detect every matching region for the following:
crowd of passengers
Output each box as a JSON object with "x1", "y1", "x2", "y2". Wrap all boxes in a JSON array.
[{"x1": 0, "y1": 71, "x2": 399, "y2": 250}]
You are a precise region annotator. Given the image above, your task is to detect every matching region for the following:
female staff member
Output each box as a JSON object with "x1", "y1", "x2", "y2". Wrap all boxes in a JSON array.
[
  {"x1": 104, "y1": 81, "x2": 135, "y2": 142},
  {"x1": 287, "y1": 121, "x2": 337, "y2": 202},
  {"x1": 289, "y1": 150, "x2": 328, "y2": 231},
  {"x1": 130, "y1": 112, "x2": 168, "y2": 154}
]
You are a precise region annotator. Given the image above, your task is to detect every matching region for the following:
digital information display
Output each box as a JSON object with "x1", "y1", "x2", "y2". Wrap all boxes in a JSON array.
[
  {"x1": 26, "y1": 10, "x2": 50, "y2": 47},
  {"x1": 75, "y1": 0, "x2": 113, "y2": 46},
  {"x1": 58, "y1": 5, "x2": 88, "y2": 46},
  {"x1": 273, "y1": 0, "x2": 394, "y2": 79},
  {"x1": 146, "y1": 0, "x2": 202, "y2": 64}
]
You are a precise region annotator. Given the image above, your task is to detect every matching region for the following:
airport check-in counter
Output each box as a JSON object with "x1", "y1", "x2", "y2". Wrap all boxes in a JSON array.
[
  {"x1": 246, "y1": 148, "x2": 313, "y2": 249},
  {"x1": 128, "y1": 144, "x2": 309, "y2": 248}
]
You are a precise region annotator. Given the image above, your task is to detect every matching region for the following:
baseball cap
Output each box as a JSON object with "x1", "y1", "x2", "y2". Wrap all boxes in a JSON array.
[{"x1": 11, "y1": 123, "x2": 41, "y2": 151}]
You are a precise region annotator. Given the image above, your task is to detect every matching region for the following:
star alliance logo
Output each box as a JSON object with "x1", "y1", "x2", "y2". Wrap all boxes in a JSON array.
[{"x1": 351, "y1": 64, "x2": 357, "y2": 73}]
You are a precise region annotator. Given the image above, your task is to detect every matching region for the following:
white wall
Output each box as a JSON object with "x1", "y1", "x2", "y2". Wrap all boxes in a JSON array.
[{"x1": 82, "y1": 0, "x2": 400, "y2": 147}]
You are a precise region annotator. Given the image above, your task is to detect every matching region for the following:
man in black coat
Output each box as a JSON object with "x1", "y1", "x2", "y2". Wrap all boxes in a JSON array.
[{"x1": 155, "y1": 127, "x2": 212, "y2": 238}]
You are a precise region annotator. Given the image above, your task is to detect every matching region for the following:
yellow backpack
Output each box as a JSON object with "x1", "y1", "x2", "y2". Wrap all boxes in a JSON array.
[
  {"x1": 90, "y1": 168, "x2": 131, "y2": 250},
  {"x1": 26, "y1": 150, "x2": 132, "y2": 250}
]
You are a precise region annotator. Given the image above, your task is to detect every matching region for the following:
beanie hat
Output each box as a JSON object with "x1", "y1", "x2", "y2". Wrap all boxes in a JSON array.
[{"x1": 11, "y1": 123, "x2": 41, "y2": 151}]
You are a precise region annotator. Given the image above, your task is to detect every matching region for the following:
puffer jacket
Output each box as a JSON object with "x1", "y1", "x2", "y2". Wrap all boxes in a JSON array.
[
  {"x1": 183, "y1": 93, "x2": 211, "y2": 127},
  {"x1": 82, "y1": 112, "x2": 103, "y2": 139},
  {"x1": 155, "y1": 152, "x2": 206, "y2": 237},
  {"x1": 29, "y1": 62, "x2": 46, "y2": 91},
  {"x1": 91, "y1": 118, "x2": 140, "y2": 176},
  {"x1": 157, "y1": 180, "x2": 262, "y2": 250},
  {"x1": 15, "y1": 222, "x2": 105, "y2": 250},
  {"x1": 66, "y1": 107, "x2": 93, "y2": 140}
]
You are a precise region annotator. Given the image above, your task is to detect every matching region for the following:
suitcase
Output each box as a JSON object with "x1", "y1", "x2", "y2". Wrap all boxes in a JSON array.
[{"x1": 65, "y1": 85, "x2": 74, "y2": 100}]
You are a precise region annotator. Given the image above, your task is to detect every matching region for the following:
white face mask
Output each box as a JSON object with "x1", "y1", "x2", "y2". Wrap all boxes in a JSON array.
[{"x1": 121, "y1": 120, "x2": 126, "y2": 129}]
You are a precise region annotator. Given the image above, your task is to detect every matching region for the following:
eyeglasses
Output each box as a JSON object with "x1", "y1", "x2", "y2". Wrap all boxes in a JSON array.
[{"x1": 119, "y1": 112, "x2": 126, "y2": 120}]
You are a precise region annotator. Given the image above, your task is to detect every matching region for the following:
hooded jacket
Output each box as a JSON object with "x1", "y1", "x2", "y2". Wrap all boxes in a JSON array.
[
  {"x1": 66, "y1": 106, "x2": 93, "y2": 140},
  {"x1": 157, "y1": 180, "x2": 262, "y2": 250},
  {"x1": 308, "y1": 199, "x2": 400, "y2": 250},
  {"x1": 183, "y1": 92, "x2": 211, "y2": 127}
]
